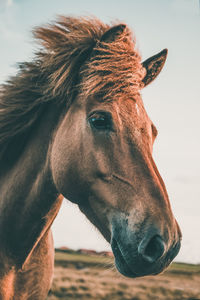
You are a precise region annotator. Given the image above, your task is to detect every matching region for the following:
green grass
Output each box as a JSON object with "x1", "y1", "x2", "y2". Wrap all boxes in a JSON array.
[
  {"x1": 167, "y1": 262, "x2": 200, "y2": 275},
  {"x1": 55, "y1": 251, "x2": 113, "y2": 264},
  {"x1": 55, "y1": 250, "x2": 114, "y2": 269}
]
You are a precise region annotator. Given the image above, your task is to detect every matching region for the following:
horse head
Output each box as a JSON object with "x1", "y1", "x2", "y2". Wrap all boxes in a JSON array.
[{"x1": 49, "y1": 21, "x2": 181, "y2": 278}]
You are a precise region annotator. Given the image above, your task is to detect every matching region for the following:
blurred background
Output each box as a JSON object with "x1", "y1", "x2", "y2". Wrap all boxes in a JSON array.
[{"x1": 0, "y1": 0, "x2": 199, "y2": 264}]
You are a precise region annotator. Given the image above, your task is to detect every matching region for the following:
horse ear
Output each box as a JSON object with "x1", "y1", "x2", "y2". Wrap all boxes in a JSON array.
[
  {"x1": 142, "y1": 49, "x2": 168, "y2": 87},
  {"x1": 100, "y1": 24, "x2": 126, "y2": 42}
]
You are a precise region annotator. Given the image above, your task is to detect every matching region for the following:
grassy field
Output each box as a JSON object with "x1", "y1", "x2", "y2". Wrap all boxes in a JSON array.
[{"x1": 47, "y1": 250, "x2": 200, "y2": 300}]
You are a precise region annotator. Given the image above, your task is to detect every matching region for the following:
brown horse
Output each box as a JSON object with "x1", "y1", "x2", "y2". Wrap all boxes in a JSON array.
[{"x1": 0, "y1": 17, "x2": 181, "y2": 299}]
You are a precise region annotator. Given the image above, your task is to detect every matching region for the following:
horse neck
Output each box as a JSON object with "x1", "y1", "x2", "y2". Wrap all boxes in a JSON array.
[{"x1": 0, "y1": 102, "x2": 64, "y2": 270}]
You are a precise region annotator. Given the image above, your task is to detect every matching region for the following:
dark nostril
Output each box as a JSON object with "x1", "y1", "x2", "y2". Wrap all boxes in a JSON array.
[{"x1": 138, "y1": 235, "x2": 166, "y2": 263}]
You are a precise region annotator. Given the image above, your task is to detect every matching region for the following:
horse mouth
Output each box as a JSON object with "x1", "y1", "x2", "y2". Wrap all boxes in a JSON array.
[
  {"x1": 111, "y1": 238, "x2": 138, "y2": 278},
  {"x1": 111, "y1": 237, "x2": 172, "y2": 278}
]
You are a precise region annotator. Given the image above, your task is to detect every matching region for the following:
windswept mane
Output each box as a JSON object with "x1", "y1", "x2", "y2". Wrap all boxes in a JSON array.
[{"x1": 0, "y1": 16, "x2": 144, "y2": 151}]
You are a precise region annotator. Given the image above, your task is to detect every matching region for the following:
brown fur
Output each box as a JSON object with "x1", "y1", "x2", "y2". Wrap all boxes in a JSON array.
[
  {"x1": 0, "y1": 16, "x2": 181, "y2": 299},
  {"x1": 0, "y1": 16, "x2": 144, "y2": 154},
  {"x1": 0, "y1": 17, "x2": 106, "y2": 148}
]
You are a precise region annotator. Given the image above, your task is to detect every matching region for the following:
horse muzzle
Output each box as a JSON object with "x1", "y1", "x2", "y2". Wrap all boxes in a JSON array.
[{"x1": 111, "y1": 219, "x2": 181, "y2": 278}]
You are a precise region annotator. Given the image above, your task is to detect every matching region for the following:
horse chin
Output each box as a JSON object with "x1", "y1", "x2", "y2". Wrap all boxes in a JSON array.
[{"x1": 111, "y1": 238, "x2": 139, "y2": 278}]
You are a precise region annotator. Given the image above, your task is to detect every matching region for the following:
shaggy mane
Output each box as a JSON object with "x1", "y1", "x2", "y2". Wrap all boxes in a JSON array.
[{"x1": 0, "y1": 16, "x2": 145, "y2": 152}]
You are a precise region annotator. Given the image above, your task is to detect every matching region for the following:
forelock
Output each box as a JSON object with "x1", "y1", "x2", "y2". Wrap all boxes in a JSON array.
[{"x1": 80, "y1": 26, "x2": 146, "y2": 102}]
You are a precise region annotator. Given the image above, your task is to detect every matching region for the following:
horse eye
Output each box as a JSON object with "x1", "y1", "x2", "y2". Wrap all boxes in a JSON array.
[{"x1": 89, "y1": 112, "x2": 112, "y2": 130}]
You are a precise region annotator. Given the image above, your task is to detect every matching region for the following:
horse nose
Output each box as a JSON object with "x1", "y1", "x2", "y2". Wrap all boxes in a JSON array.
[{"x1": 138, "y1": 235, "x2": 166, "y2": 263}]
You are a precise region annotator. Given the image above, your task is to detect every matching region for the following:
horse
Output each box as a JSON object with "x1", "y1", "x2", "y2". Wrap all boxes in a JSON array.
[{"x1": 0, "y1": 16, "x2": 181, "y2": 299}]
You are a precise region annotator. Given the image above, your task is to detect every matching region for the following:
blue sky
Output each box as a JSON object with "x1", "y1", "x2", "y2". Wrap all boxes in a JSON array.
[{"x1": 0, "y1": 0, "x2": 199, "y2": 263}]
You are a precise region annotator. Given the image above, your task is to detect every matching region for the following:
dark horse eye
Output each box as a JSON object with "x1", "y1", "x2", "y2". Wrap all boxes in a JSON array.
[{"x1": 88, "y1": 112, "x2": 112, "y2": 130}]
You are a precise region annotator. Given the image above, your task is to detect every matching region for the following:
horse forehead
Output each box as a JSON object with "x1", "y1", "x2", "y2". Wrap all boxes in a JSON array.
[
  {"x1": 114, "y1": 98, "x2": 151, "y2": 128},
  {"x1": 112, "y1": 99, "x2": 153, "y2": 150}
]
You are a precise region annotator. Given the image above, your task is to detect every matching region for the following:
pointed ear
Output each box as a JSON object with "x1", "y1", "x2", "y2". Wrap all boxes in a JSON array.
[
  {"x1": 142, "y1": 49, "x2": 168, "y2": 87},
  {"x1": 100, "y1": 24, "x2": 126, "y2": 43}
]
